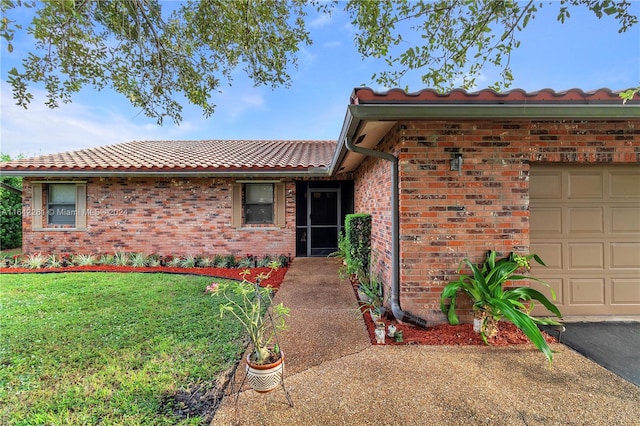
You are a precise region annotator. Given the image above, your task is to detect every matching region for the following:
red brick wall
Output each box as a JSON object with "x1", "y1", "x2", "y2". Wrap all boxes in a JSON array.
[
  {"x1": 21, "y1": 177, "x2": 297, "y2": 257},
  {"x1": 353, "y1": 119, "x2": 640, "y2": 323}
]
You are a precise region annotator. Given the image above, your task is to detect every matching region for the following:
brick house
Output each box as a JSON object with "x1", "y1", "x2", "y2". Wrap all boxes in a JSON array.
[{"x1": 2, "y1": 88, "x2": 639, "y2": 322}]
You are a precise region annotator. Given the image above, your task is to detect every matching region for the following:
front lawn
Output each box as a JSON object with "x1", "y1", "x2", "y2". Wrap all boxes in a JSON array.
[{"x1": 0, "y1": 273, "x2": 247, "y2": 425}]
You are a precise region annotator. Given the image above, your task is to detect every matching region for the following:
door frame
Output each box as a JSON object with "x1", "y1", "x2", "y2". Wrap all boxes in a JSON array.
[{"x1": 305, "y1": 187, "x2": 341, "y2": 257}]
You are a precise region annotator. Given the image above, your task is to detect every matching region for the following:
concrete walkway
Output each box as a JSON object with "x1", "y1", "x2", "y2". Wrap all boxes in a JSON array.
[{"x1": 212, "y1": 258, "x2": 640, "y2": 425}]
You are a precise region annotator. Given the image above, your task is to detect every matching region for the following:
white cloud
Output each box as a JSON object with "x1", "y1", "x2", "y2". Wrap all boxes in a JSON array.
[
  {"x1": 323, "y1": 41, "x2": 342, "y2": 49},
  {"x1": 0, "y1": 83, "x2": 188, "y2": 158},
  {"x1": 215, "y1": 85, "x2": 267, "y2": 121},
  {"x1": 309, "y1": 12, "x2": 333, "y2": 28}
]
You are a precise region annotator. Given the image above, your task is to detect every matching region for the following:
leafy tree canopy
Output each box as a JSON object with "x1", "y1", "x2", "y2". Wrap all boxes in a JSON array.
[{"x1": 1, "y1": 0, "x2": 637, "y2": 124}]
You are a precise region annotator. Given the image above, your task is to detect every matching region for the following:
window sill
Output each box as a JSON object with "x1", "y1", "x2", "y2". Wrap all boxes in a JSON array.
[
  {"x1": 238, "y1": 226, "x2": 282, "y2": 231},
  {"x1": 33, "y1": 227, "x2": 87, "y2": 232}
]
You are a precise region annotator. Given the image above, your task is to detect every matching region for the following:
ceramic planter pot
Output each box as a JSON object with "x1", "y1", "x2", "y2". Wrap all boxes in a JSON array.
[{"x1": 245, "y1": 352, "x2": 284, "y2": 393}]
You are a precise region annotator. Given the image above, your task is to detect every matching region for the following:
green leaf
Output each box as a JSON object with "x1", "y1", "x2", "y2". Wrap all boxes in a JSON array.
[{"x1": 489, "y1": 298, "x2": 555, "y2": 365}]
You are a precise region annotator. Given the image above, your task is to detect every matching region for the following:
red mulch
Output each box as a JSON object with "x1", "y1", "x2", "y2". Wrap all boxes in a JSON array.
[
  {"x1": 362, "y1": 310, "x2": 557, "y2": 346},
  {"x1": 0, "y1": 266, "x2": 287, "y2": 289},
  {"x1": 351, "y1": 274, "x2": 557, "y2": 346}
]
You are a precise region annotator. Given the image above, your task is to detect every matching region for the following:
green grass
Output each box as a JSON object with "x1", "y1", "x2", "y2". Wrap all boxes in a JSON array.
[{"x1": 0, "y1": 273, "x2": 247, "y2": 425}]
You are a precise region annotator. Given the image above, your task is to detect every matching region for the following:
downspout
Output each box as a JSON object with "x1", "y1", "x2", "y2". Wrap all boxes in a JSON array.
[{"x1": 344, "y1": 136, "x2": 428, "y2": 328}]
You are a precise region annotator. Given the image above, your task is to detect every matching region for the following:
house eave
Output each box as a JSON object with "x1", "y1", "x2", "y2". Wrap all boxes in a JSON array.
[
  {"x1": 331, "y1": 102, "x2": 640, "y2": 175},
  {"x1": 0, "y1": 169, "x2": 331, "y2": 178},
  {"x1": 348, "y1": 102, "x2": 639, "y2": 121}
]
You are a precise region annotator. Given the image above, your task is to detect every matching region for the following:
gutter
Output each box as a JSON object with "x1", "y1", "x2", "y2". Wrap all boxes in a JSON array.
[
  {"x1": 346, "y1": 102, "x2": 640, "y2": 120},
  {"x1": 340, "y1": 109, "x2": 428, "y2": 328},
  {"x1": 0, "y1": 168, "x2": 331, "y2": 178}
]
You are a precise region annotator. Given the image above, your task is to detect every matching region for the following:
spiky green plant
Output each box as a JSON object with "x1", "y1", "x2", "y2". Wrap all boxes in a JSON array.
[
  {"x1": 98, "y1": 254, "x2": 114, "y2": 265},
  {"x1": 256, "y1": 255, "x2": 273, "y2": 267},
  {"x1": 214, "y1": 255, "x2": 228, "y2": 268},
  {"x1": 167, "y1": 256, "x2": 182, "y2": 267},
  {"x1": 44, "y1": 254, "x2": 61, "y2": 268},
  {"x1": 130, "y1": 253, "x2": 148, "y2": 267},
  {"x1": 147, "y1": 254, "x2": 161, "y2": 267},
  {"x1": 179, "y1": 255, "x2": 196, "y2": 268},
  {"x1": 224, "y1": 254, "x2": 237, "y2": 268},
  {"x1": 113, "y1": 251, "x2": 129, "y2": 266},
  {"x1": 200, "y1": 256, "x2": 215, "y2": 267},
  {"x1": 441, "y1": 250, "x2": 563, "y2": 365},
  {"x1": 24, "y1": 253, "x2": 47, "y2": 269},
  {"x1": 73, "y1": 254, "x2": 97, "y2": 266},
  {"x1": 237, "y1": 255, "x2": 254, "y2": 268}
]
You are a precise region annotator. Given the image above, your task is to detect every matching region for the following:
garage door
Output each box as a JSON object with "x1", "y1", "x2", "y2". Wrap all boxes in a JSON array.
[{"x1": 529, "y1": 165, "x2": 640, "y2": 316}]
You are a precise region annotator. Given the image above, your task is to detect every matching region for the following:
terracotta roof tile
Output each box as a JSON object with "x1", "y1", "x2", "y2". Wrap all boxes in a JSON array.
[
  {"x1": 0, "y1": 140, "x2": 337, "y2": 173},
  {"x1": 351, "y1": 87, "x2": 637, "y2": 104}
]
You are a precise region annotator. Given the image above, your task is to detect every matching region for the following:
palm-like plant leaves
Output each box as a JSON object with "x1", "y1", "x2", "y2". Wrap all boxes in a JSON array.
[{"x1": 440, "y1": 250, "x2": 563, "y2": 364}]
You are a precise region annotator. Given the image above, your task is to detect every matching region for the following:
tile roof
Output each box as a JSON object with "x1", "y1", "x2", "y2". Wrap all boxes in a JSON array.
[
  {"x1": 0, "y1": 140, "x2": 337, "y2": 174},
  {"x1": 351, "y1": 87, "x2": 637, "y2": 104}
]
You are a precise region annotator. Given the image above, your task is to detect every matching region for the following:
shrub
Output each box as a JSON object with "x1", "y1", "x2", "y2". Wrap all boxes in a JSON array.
[
  {"x1": 0, "y1": 157, "x2": 22, "y2": 249},
  {"x1": 344, "y1": 213, "x2": 371, "y2": 279}
]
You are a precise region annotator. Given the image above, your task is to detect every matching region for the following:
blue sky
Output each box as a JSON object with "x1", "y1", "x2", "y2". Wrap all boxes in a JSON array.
[{"x1": 1, "y1": 2, "x2": 639, "y2": 159}]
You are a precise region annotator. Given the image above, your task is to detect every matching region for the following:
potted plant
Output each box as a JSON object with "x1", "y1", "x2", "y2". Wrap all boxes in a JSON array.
[
  {"x1": 440, "y1": 250, "x2": 563, "y2": 365},
  {"x1": 206, "y1": 262, "x2": 289, "y2": 392}
]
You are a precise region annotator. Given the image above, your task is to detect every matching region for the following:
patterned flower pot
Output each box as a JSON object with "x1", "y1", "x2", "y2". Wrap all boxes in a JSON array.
[{"x1": 245, "y1": 352, "x2": 285, "y2": 393}]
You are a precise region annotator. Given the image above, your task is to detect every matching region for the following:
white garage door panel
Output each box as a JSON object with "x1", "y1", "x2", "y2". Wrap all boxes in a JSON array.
[{"x1": 530, "y1": 165, "x2": 640, "y2": 316}]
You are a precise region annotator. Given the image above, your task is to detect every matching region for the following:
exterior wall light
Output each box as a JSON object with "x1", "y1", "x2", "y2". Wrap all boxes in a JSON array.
[{"x1": 451, "y1": 153, "x2": 463, "y2": 175}]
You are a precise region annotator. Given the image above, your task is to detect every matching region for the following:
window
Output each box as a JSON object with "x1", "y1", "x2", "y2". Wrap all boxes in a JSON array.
[
  {"x1": 30, "y1": 182, "x2": 87, "y2": 229},
  {"x1": 244, "y1": 183, "x2": 274, "y2": 224},
  {"x1": 48, "y1": 184, "x2": 76, "y2": 225},
  {"x1": 231, "y1": 182, "x2": 285, "y2": 228}
]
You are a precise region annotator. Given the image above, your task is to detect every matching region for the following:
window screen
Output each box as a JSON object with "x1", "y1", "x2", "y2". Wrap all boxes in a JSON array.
[
  {"x1": 244, "y1": 183, "x2": 274, "y2": 224},
  {"x1": 48, "y1": 184, "x2": 76, "y2": 225}
]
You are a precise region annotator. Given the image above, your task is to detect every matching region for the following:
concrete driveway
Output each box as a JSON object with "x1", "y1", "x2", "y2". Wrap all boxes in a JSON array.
[{"x1": 212, "y1": 258, "x2": 640, "y2": 425}]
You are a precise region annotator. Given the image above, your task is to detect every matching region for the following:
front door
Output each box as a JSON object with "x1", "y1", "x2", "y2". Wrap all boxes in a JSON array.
[{"x1": 307, "y1": 189, "x2": 341, "y2": 256}]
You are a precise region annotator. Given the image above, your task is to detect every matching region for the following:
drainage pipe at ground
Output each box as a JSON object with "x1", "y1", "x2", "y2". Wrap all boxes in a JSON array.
[{"x1": 344, "y1": 136, "x2": 428, "y2": 328}]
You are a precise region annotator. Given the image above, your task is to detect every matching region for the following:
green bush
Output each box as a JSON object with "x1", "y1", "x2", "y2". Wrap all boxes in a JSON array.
[
  {"x1": 0, "y1": 154, "x2": 22, "y2": 250},
  {"x1": 344, "y1": 213, "x2": 371, "y2": 278}
]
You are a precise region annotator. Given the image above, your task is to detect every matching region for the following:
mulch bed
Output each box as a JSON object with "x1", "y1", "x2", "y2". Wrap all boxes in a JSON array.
[
  {"x1": 0, "y1": 266, "x2": 287, "y2": 289},
  {"x1": 361, "y1": 310, "x2": 557, "y2": 346},
  {"x1": 351, "y1": 276, "x2": 557, "y2": 346}
]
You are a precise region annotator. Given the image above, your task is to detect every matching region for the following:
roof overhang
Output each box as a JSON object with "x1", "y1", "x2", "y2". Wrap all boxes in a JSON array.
[
  {"x1": 330, "y1": 102, "x2": 640, "y2": 175},
  {"x1": 0, "y1": 168, "x2": 331, "y2": 178}
]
